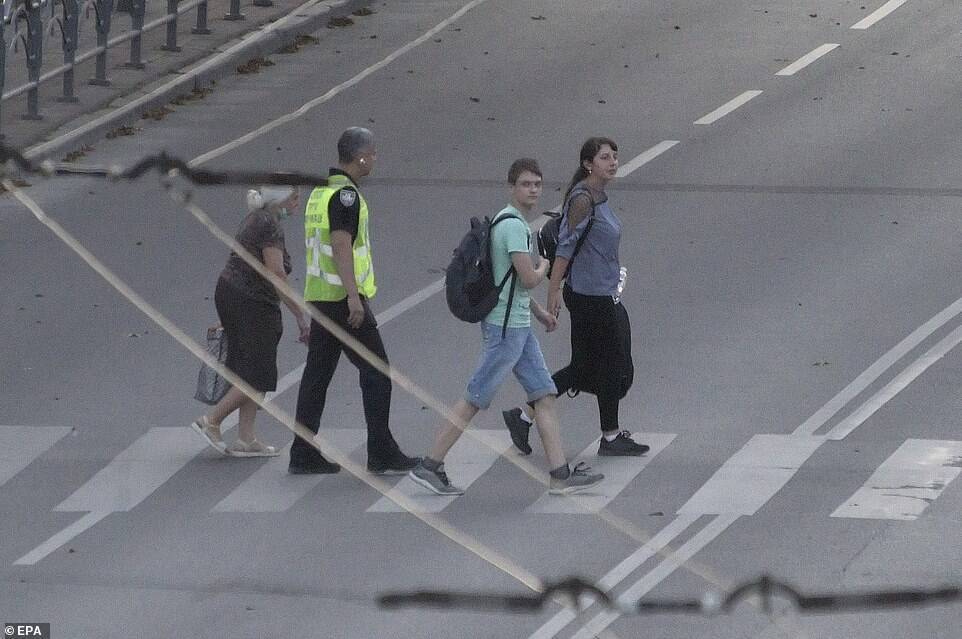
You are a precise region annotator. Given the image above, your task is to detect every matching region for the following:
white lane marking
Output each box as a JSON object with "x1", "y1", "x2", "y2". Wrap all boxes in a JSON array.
[
  {"x1": 832, "y1": 439, "x2": 962, "y2": 521},
  {"x1": 24, "y1": 0, "x2": 349, "y2": 159},
  {"x1": 212, "y1": 429, "x2": 367, "y2": 512},
  {"x1": 775, "y1": 43, "x2": 840, "y2": 76},
  {"x1": 527, "y1": 514, "x2": 700, "y2": 639},
  {"x1": 615, "y1": 141, "x2": 680, "y2": 178},
  {"x1": 551, "y1": 294, "x2": 962, "y2": 638},
  {"x1": 793, "y1": 296, "x2": 962, "y2": 436},
  {"x1": 826, "y1": 323, "x2": 962, "y2": 440},
  {"x1": 678, "y1": 435, "x2": 824, "y2": 516},
  {"x1": 55, "y1": 427, "x2": 208, "y2": 512},
  {"x1": 0, "y1": 426, "x2": 71, "y2": 486},
  {"x1": 851, "y1": 0, "x2": 909, "y2": 30},
  {"x1": 367, "y1": 430, "x2": 513, "y2": 513},
  {"x1": 694, "y1": 91, "x2": 763, "y2": 125},
  {"x1": 14, "y1": 427, "x2": 208, "y2": 565},
  {"x1": 526, "y1": 434, "x2": 675, "y2": 514},
  {"x1": 377, "y1": 279, "x2": 446, "y2": 325},
  {"x1": 13, "y1": 512, "x2": 110, "y2": 566},
  {"x1": 570, "y1": 515, "x2": 740, "y2": 639},
  {"x1": 190, "y1": 0, "x2": 494, "y2": 167}
]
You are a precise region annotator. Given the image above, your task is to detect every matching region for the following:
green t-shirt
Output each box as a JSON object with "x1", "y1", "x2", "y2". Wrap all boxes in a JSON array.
[{"x1": 485, "y1": 205, "x2": 532, "y2": 328}]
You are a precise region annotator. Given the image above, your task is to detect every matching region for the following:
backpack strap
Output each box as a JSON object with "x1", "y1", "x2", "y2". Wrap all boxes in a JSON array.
[
  {"x1": 502, "y1": 272, "x2": 517, "y2": 339},
  {"x1": 563, "y1": 189, "x2": 596, "y2": 279},
  {"x1": 489, "y1": 213, "x2": 524, "y2": 337}
]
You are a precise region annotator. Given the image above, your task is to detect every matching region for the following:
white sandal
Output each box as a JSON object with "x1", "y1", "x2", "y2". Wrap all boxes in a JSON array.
[
  {"x1": 227, "y1": 438, "x2": 279, "y2": 457},
  {"x1": 190, "y1": 416, "x2": 227, "y2": 455}
]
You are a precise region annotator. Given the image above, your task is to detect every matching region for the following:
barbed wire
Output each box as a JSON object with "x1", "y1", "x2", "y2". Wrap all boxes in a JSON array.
[
  {"x1": 0, "y1": 141, "x2": 330, "y2": 186},
  {"x1": 378, "y1": 573, "x2": 962, "y2": 617}
]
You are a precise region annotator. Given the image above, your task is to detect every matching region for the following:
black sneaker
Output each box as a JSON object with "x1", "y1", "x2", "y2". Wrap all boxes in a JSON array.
[
  {"x1": 501, "y1": 407, "x2": 532, "y2": 455},
  {"x1": 288, "y1": 456, "x2": 341, "y2": 474},
  {"x1": 598, "y1": 431, "x2": 650, "y2": 457},
  {"x1": 368, "y1": 451, "x2": 421, "y2": 475}
]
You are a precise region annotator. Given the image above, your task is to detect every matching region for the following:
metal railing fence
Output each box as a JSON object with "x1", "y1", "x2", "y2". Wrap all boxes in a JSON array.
[{"x1": 0, "y1": 0, "x2": 220, "y2": 138}]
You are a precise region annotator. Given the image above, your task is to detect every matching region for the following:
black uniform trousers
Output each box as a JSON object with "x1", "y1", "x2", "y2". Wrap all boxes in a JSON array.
[{"x1": 291, "y1": 298, "x2": 398, "y2": 463}]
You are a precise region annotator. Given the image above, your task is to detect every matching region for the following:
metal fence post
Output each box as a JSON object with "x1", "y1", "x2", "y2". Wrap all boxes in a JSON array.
[
  {"x1": 223, "y1": 0, "x2": 243, "y2": 21},
  {"x1": 0, "y1": 11, "x2": 6, "y2": 139},
  {"x1": 124, "y1": 0, "x2": 144, "y2": 68},
  {"x1": 21, "y1": 0, "x2": 44, "y2": 120},
  {"x1": 160, "y1": 0, "x2": 179, "y2": 51},
  {"x1": 56, "y1": 0, "x2": 80, "y2": 102},
  {"x1": 191, "y1": 0, "x2": 209, "y2": 34},
  {"x1": 88, "y1": 0, "x2": 114, "y2": 86}
]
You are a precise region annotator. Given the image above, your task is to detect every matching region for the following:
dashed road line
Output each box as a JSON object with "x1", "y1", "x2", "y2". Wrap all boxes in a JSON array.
[
  {"x1": 190, "y1": 0, "x2": 495, "y2": 167},
  {"x1": 694, "y1": 90, "x2": 763, "y2": 125},
  {"x1": 775, "y1": 43, "x2": 840, "y2": 76},
  {"x1": 851, "y1": 0, "x2": 909, "y2": 30},
  {"x1": 615, "y1": 141, "x2": 680, "y2": 178}
]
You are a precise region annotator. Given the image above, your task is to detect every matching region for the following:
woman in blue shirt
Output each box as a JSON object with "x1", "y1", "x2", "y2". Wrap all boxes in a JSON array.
[{"x1": 503, "y1": 138, "x2": 649, "y2": 457}]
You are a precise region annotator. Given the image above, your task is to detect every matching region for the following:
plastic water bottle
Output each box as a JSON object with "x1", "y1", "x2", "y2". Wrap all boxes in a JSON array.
[{"x1": 613, "y1": 266, "x2": 628, "y2": 304}]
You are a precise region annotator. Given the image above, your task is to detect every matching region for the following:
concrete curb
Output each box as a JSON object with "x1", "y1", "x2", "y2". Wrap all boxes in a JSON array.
[{"x1": 23, "y1": 0, "x2": 373, "y2": 161}]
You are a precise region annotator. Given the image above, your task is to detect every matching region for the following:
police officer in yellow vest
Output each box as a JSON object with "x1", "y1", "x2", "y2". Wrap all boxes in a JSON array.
[{"x1": 290, "y1": 127, "x2": 420, "y2": 475}]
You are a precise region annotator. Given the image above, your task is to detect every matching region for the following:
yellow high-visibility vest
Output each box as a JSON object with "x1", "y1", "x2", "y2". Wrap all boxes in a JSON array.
[{"x1": 303, "y1": 174, "x2": 376, "y2": 301}]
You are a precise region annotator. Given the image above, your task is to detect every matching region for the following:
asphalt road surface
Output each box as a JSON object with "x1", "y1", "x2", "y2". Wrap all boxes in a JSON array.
[{"x1": 4, "y1": 1, "x2": 962, "y2": 637}]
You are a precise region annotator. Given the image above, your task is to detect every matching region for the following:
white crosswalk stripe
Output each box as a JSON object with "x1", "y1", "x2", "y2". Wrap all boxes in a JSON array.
[
  {"x1": 55, "y1": 427, "x2": 207, "y2": 513},
  {"x1": 678, "y1": 434, "x2": 825, "y2": 515},
  {"x1": 212, "y1": 429, "x2": 367, "y2": 512},
  {"x1": 526, "y1": 433, "x2": 676, "y2": 514},
  {"x1": 0, "y1": 425, "x2": 72, "y2": 488},
  {"x1": 16, "y1": 426, "x2": 208, "y2": 565},
  {"x1": 832, "y1": 439, "x2": 962, "y2": 521},
  {"x1": 367, "y1": 430, "x2": 513, "y2": 513}
]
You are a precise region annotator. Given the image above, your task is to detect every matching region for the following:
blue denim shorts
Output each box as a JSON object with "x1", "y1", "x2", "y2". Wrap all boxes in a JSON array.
[{"x1": 464, "y1": 322, "x2": 557, "y2": 410}]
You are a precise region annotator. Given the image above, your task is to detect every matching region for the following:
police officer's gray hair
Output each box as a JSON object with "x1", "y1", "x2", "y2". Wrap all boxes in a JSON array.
[{"x1": 337, "y1": 127, "x2": 374, "y2": 164}]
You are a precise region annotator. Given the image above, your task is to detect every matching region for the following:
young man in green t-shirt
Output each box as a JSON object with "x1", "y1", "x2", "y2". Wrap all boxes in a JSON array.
[{"x1": 410, "y1": 159, "x2": 604, "y2": 496}]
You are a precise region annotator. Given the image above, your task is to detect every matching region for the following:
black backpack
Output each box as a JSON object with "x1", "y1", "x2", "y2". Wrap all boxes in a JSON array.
[
  {"x1": 445, "y1": 213, "x2": 522, "y2": 336},
  {"x1": 537, "y1": 188, "x2": 595, "y2": 278}
]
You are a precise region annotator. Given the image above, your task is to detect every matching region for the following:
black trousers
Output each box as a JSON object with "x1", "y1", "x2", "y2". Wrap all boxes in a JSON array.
[
  {"x1": 292, "y1": 298, "x2": 398, "y2": 462},
  {"x1": 552, "y1": 286, "x2": 622, "y2": 433}
]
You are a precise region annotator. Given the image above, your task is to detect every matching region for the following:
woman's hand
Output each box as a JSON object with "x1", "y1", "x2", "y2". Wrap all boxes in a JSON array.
[
  {"x1": 547, "y1": 286, "x2": 562, "y2": 318},
  {"x1": 534, "y1": 306, "x2": 558, "y2": 332}
]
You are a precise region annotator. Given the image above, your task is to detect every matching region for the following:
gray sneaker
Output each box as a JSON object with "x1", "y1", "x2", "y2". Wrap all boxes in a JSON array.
[
  {"x1": 549, "y1": 462, "x2": 604, "y2": 496},
  {"x1": 409, "y1": 461, "x2": 465, "y2": 496}
]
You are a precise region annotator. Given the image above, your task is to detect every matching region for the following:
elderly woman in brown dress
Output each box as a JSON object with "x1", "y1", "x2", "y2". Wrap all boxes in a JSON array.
[{"x1": 192, "y1": 186, "x2": 310, "y2": 456}]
